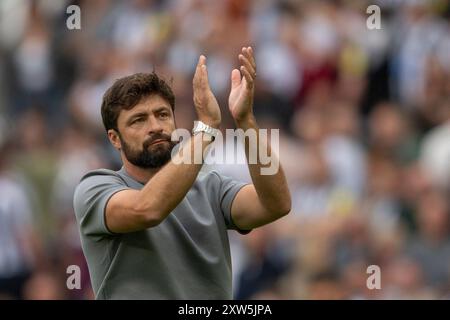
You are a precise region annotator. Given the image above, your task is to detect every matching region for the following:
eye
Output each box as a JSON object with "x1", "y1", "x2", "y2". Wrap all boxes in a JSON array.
[
  {"x1": 159, "y1": 112, "x2": 169, "y2": 119},
  {"x1": 131, "y1": 118, "x2": 144, "y2": 125}
]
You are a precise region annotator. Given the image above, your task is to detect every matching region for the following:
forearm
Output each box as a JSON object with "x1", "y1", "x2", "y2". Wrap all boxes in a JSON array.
[
  {"x1": 236, "y1": 115, "x2": 292, "y2": 215},
  {"x1": 134, "y1": 133, "x2": 212, "y2": 221},
  {"x1": 136, "y1": 53, "x2": 220, "y2": 223}
]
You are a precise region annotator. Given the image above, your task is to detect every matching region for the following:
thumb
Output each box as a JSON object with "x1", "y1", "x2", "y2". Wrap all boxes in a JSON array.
[{"x1": 230, "y1": 69, "x2": 241, "y2": 89}]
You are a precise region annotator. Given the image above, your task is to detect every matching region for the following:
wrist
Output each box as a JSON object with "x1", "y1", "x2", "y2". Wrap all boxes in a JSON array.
[
  {"x1": 234, "y1": 113, "x2": 256, "y2": 129},
  {"x1": 198, "y1": 118, "x2": 221, "y2": 129},
  {"x1": 192, "y1": 120, "x2": 220, "y2": 141}
]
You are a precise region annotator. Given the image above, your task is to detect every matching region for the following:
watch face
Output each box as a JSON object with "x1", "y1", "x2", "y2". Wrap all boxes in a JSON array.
[
  {"x1": 193, "y1": 121, "x2": 217, "y2": 136},
  {"x1": 193, "y1": 121, "x2": 205, "y2": 134},
  {"x1": 198, "y1": 122, "x2": 207, "y2": 131}
]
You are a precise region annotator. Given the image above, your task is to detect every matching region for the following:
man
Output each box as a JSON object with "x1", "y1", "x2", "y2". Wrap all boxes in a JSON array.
[{"x1": 73, "y1": 47, "x2": 291, "y2": 299}]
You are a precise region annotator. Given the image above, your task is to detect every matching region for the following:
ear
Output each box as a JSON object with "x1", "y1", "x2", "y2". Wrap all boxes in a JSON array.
[{"x1": 107, "y1": 129, "x2": 122, "y2": 150}]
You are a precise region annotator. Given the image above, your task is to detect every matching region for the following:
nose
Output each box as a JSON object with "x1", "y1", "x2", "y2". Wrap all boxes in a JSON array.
[{"x1": 147, "y1": 116, "x2": 163, "y2": 134}]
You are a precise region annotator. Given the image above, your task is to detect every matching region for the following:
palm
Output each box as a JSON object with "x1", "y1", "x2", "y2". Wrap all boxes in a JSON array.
[
  {"x1": 229, "y1": 77, "x2": 253, "y2": 120},
  {"x1": 228, "y1": 47, "x2": 256, "y2": 122},
  {"x1": 192, "y1": 55, "x2": 221, "y2": 128}
]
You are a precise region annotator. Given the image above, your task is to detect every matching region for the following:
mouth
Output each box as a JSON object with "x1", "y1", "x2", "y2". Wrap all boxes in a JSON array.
[{"x1": 149, "y1": 139, "x2": 168, "y2": 146}]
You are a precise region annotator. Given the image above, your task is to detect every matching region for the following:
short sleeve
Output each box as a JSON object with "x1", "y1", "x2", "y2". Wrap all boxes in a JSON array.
[
  {"x1": 73, "y1": 172, "x2": 130, "y2": 240},
  {"x1": 210, "y1": 171, "x2": 251, "y2": 234}
]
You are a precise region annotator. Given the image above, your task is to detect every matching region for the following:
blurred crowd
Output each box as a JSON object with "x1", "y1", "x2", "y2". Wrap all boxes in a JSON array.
[{"x1": 0, "y1": 0, "x2": 449, "y2": 299}]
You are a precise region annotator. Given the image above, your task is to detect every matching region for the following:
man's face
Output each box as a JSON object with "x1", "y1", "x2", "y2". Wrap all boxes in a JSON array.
[{"x1": 112, "y1": 94, "x2": 178, "y2": 169}]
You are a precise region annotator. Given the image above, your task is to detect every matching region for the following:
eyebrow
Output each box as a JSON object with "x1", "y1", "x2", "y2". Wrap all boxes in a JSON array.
[
  {"x1": 153, "y1": 106, "x2": 171, "y2": 114},
  {"x1": 127, "y1": 107, "x2": 171, "y2": 123}
]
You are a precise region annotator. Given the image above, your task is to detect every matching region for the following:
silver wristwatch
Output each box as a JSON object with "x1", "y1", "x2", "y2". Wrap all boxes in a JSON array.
[{"x1": 192, "y1": 121, "x2": 219, "y2": 140}]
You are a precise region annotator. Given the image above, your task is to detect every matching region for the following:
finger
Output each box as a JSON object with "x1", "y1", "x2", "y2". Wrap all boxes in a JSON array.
[
  {"x1": 240, "y1": 66, "x2": 254, "y2": 89},
  {"x1": 193, "y1": 55, "x2": 202, "y2": 84},
  {"x1": 198, "y1": 55, "x2": 211, "y2": 89},
  {"x1": 194, "y1": 55, "x2": 206, "y2": 83},
  {"x1": 198, "y1": 55, "x2": 206, "y2": 67},
  {"x1": 248, "y1": 47, "x2": 256, "y2": 67},
  {"x1": 242, "y1": 47, "x2": 256, "y2": 72},
  {"x1": 239, "y1": 54, "x2": 256, "y2": 78},
  {"x1": 198, "y1": 56, "x2": 209, "y2": 89},
  {"x1": 231, "y1": 68, "x2": 241, "y2": 89},
  {"x1": 201, "y1": 64, "x2": 210, "y2": 90}
]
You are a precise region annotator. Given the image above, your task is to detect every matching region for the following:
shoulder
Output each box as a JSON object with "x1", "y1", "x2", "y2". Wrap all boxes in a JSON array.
[
  {"x1": 80, "y1": 168, "x2": 124, "y2": 181},
  {"x1": 191, "y1": 170, "x2": 232, "y2": 200},
  {"x1": 73, "y1": 168, "x2": 128, "y2": 203},
  {"x1": 196, "y1": 169, "x2": 248, "y2": 196},
  {"x1": 77, "y1": 168, "x2": 126, "y2": 187},
  {"x1": 196, "y1": 168, "x2": 227, "y2": 187},
  {"x1": 199, "y1": 168, "x2": 247, "y2": 186}
]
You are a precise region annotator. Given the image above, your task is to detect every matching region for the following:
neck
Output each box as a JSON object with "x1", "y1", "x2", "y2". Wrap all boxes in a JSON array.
[{"x1": 121, "y1": 157, "x2": 160, "y2": 184}]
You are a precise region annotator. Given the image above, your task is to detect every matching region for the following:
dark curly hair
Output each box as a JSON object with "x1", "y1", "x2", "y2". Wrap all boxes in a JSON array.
[{"x1": 101, "y1": 72, "x2": 175, "y2": 132}]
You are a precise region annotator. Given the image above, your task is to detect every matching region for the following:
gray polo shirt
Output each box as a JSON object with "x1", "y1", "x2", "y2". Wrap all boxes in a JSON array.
[{"x1": 73, "y1": 167, "x2": 249, "y2": 300}]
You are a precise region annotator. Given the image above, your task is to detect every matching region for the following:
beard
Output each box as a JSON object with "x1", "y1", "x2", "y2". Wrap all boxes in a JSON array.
[{"x1": 120, "y1": 133, "x2": 178, "y2": 169}]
